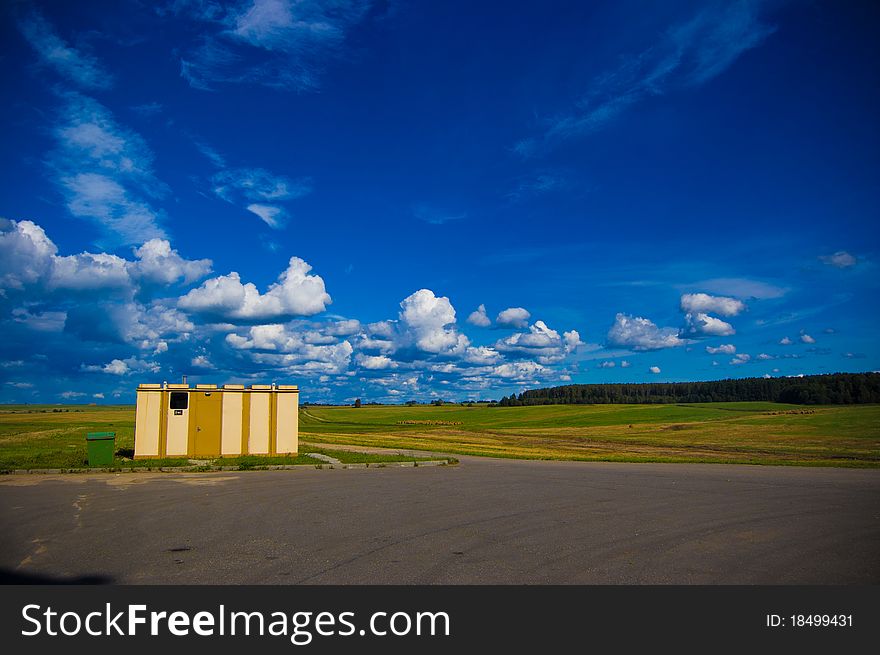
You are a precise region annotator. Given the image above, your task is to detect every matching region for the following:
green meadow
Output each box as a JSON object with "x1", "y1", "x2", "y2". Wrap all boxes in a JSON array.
[
  {"x1": 300, "y1": 402, "x2": 880, "y2": 467},
  {"x1": 1, "y1": 402, "x2": 878, "y2": 469},
  {"x1": 0, "y1": 405, "x2": 439, "y2": 471}
]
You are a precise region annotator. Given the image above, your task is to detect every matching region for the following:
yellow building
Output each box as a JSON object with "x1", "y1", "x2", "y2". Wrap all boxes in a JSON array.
[{"x1": 134, "y1": 383, "x2": 299, "y2": 458}]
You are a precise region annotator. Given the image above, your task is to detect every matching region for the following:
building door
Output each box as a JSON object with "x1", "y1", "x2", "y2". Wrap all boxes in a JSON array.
[{"x1": 191, "y1": 391, "x2": 222, "y2": 456}]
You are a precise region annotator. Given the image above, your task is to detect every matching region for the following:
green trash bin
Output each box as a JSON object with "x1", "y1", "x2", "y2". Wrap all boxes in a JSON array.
[{"x1": 86, "y1": 432, "x2": 116, "y2": 467}]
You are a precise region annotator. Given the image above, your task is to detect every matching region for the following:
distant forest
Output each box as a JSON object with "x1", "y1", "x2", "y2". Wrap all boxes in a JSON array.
[{"x1": 495, "y1": 372, "x2": 880, "y2": 406}]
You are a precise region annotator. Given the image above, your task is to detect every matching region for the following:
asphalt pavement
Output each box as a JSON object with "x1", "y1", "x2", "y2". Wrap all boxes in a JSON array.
[{"x1": 1, "y1": 457, "x2": 878, "y2": 584}]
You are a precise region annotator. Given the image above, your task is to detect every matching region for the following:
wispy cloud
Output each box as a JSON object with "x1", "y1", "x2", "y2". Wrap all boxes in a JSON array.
[
  {"x1": 50, "y1": 92, "x2": 168, "y2": 245},
  {"x1": 683, "y1": 277, "x2": 788, "y2": 300},
  {"x1": 506, "y1": 170, "x2": 571, "y2": 202},
  {"x1": 413, "y1": 203, "x2": 467, "y2": 225},
  {"x1": 17, "y1": 10, "x2": 113, "y2": 90},
  {"x1": 819, "y1": 250, "x2": 858, "y2": 268},
  {"x1": 212, "y1": 166, "x2": 312, "y2": 229},
  {"x1": 131, "y1": 102, "x2": 164, "y2": 118},
  {"x1": 515, "y1": 1, "x2": 776, "y2": 156},
  {"x1": 172, "y1": 0, "x2": 374, "y2": 91}
]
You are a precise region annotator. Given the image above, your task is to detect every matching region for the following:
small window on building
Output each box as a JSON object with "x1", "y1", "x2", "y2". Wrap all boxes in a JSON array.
[{"x1": 170, "y1": 392, "x2": 188, "y2": 410}]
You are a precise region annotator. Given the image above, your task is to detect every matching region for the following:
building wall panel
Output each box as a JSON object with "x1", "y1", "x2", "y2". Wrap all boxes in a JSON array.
[
  {"x1": 248, "y1": 392, "x2": 271, "y2": 454},
  {"x1": 276, "y1": 392, "x2": 299, "y2": 454},
  {"x1": 134, "y1": 391, "x2": 161, "y2": 457},
  {"x1": 221, "y1": 392, "x2": 243, "y2": 455}
]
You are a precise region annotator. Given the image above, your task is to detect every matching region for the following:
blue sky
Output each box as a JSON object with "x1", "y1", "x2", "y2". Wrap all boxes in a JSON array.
[{"x1": 1, "y1": 0, "x2": 878, "y2": 404}]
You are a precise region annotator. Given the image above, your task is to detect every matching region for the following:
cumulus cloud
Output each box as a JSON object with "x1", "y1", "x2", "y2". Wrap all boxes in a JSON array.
[
  {"x1": 598, "y1": 361, "x2": 616, "y2": 368},
  {"x1": 102, "y1": 359, "x2": 129, "y2": 375},
  {"x1": 648, "y1": 366, "x2": 661, "y2": 374},
  {"x1": 129, "y1": 239, "x2": 212, "y2": 286},
  {"x1": 730, "y1": 353, "x2": 751, "y2": 365},
  {"x1": 800, "y1": 332, "x2": 815, "y2": 344},
  {"x1": 491, "y1": 360, "x2": 547, "y2": 380},
  {"x1": 819, "y1": 251, "x2": 857, "y2": 268},
  {"x1": 682, "y1": 312, "x2": 736, "y2": 337},
  {"x1": 496, "y1": 307, "x2": 531, "y2": 329},
  {"x1": 0, "y1": 219, "x2": 210, "y2": 297},
  {"x1": 620, "y1": 360, "x2": 631, "y2": 368},
  {"x1": 467, "y1": 304, "x2": 491, "y2": 327},
  {"x1": 398, "y1": 289, "x2": 469, "y2": 354},
  {"x1": 705, "y1": 344, "x2": 736, "y2": 355},
  {"x1": 496, "y1": 321, "x2": 583, "y2": 364},
  {"x1": 324, "y1": 319, "x2": 361, "y2": 336},
  {"x1": 607, "y1": 313, "x2": 685, "y2": 350},
  {"x1": 680, "y1": 293, "x2": 745, "y2": 317},
  {"x1": 179, "y1": 256, "x2": 331, "y2": 320},
  {"x1": 462, "y1": 346, "x2": 502, "y2": 365},
  {"x1": 779, "y1": 336, "x2": 792, "y2": 345},
  {"x1": 355, "y1": 354, "x2": 398, "y2": 370}
]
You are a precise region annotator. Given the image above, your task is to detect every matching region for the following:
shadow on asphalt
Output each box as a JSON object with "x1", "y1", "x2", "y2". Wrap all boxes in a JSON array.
[{"x1": 0, "y1": 568, "x2": 113, "y2": 584}]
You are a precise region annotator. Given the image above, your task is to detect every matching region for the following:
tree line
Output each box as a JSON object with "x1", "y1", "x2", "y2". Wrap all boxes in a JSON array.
[{"x1": 493, "y1": 372, "x2": 880, "y2": 406}]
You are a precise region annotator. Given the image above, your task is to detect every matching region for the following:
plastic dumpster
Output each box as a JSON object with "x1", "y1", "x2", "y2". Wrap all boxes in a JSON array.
[{"x1": 86, "y1": 432, "x2": 116, "y2": 467}]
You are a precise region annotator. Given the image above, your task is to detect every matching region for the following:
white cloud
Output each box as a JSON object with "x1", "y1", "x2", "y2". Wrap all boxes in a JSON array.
[
  {"x1": 515, "y1": 2, "x2": 775, "y2": 155},
  {"x1": 467, "y1": 304, "x2": 491, "y2": 327},
  {"x1": 0, "y1": 219, "x2": 209, "y2": 296},
  {"x1": 18, "y1": 10, "x2": 112, "y2": 89},
  {"x1": 492, "y1": 361, "x2": 547, "y2": 380},
  {"x1": 607, "y1": 313, "x2": 685, "y2": 350},
  {"x1": 800, "y1": 333, "x2": 816, "y2": 344},
  {"x1": 103, "y1": 359, "x2": 129, "y2": 375},
  {"x1": 819, "y1": 251, "x2": 857, "y2": 268},
  {"x1": 705, "y1": 344, "x2": 736, "y2": 355},
  {"x1": 247, "y1": 203, "x2": 287, "y2": 228},
  {"x1": 620, "y1": 360, "x2": 631, "y2": 368},
  {"x1": 324, "y1": 319, "x2": 361, "y2": 336},
  {"x1": 129, "y1": 239, "x2": 212, "y2": 285},
  {"x1": 178, "y1": 0, "x2": 372, "y2": 91},
  {"x1": 689, "y1": 277, "x2": 788, "y2": 300},
  {"x1": 179, "y1": 256, "x2": 331, "y2": 320},
  {"x1": 52, "y1": 93, "x2": 167, "y2": 245},
  {"x1": 563, "y1": 330, "x2": 582, "y2": 353},
  {"x1": 756, "y1": 353, "x2": 774, "y2": 360},
  {"x1": 462, "y1": 346, "x2": 501, "y2": 365},
  {"x1": 93, "y1": 393, "x2": 105, "y2": 399},
  {"x1": 356, "y1": 354, "x2": 398, "y2": 370},
  {"x1": 191, "y1": 355, "x2": 215, "y2": 369},
  {"x1": 598, "y1": 361, "x2": 616, "y2": 368},
  {"x1": 496, "y1": 307, "x2": 531, "y2": 329},
  {"x1": 648, "y1": 366, "x2": 661, "y2": 374},
  {"x1": 779, "y1": 336, "x2": 792, "y2": 345},
  {"x1": 495, "y1": 321, "x2": 582, "y2": 365},
  {"x1": 730, "y1": 354, "x2": 751, "y2": 365},
  {"x1": 213, "y1": 167, "x2": 311, "y2": 229},
  {"x1": 683, "y1": 312, "x2": 736, "y2": 336},
  {"x1": 399, "y1": 289, "x2": 469, "y2": 354},
  {"x1": 680, "y1": 293, "x2": 745, "y2": 317}
]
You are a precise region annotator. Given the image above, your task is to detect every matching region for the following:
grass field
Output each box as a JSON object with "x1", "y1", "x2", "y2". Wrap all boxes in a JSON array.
[
  {"x1": 300, "y1": 402, "x2": 880, "y2": 467},
  {"x1": 1, "y1": 402, "x2": 878, "y2": 469},
  {"x1": 0, "y1": 405, "x2": 442, "y2": 471}
]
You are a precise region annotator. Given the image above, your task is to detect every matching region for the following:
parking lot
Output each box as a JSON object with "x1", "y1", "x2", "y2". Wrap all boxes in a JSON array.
[{"x1": 2, "y1": 457, "x2": 878, "y2": 584}]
